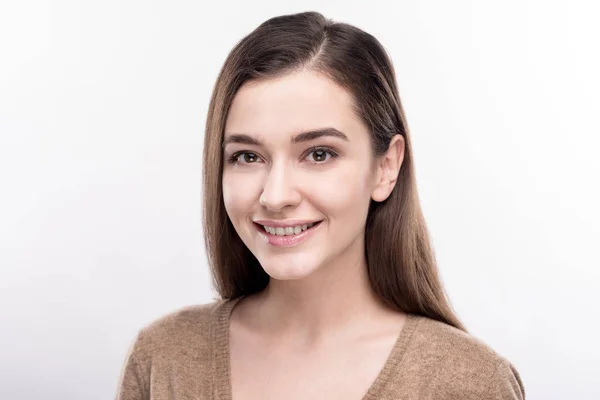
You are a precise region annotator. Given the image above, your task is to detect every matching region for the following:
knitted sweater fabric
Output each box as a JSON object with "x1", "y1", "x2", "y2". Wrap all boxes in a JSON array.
[{"x1": 115, "y1": 297, "x2": 525, "y2": 399}]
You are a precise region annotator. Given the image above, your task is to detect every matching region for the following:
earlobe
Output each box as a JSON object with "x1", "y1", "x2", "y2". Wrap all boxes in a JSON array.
[{"x1": 371, "y1": 187, "x2": 388, "y2": 203}]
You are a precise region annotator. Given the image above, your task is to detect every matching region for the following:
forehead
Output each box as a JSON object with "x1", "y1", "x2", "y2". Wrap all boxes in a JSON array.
[{"x1": 224, "y1": 70, "x2": 364, "y2": 140}]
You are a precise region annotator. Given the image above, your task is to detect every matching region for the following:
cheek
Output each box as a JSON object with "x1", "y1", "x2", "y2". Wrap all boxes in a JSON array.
[
  {"x1": 311, "y1": 163, "x2": 372, "y2": 212},
  {"x1": 222, "y1": 171, "x2": 260, "y2": 215}
]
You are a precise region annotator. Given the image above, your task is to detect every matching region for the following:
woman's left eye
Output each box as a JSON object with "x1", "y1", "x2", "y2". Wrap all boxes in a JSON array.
[{"x1": 305, "y1": 148, "x2": 338, "y2": 163}]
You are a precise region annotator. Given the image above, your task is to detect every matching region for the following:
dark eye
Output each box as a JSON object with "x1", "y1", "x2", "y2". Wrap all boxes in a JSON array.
[
  {"x1": 229, "y1": 152, "x2": 260, "y2": 164},
  {"x1": 241, "y1": 153, "x2": 258, "y2": 163},
  {"x1": 306, "y1": 148, "x2": 337, "y2": 163}
]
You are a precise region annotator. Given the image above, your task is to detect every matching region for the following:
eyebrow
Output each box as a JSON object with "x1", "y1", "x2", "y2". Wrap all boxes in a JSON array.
[{"x1": 222, "y1": 127, "x2": 349, "y2": 148}]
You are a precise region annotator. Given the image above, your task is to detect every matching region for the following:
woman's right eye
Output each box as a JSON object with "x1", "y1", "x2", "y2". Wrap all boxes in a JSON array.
[{"x1": 228, "y1": 152, "x2": 260, "y2": 164}]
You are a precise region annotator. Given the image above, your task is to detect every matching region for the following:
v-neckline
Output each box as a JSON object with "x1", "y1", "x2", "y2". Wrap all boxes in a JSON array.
[{"x1": 211, "y1": 296, "x2": 420, "y2": 400}]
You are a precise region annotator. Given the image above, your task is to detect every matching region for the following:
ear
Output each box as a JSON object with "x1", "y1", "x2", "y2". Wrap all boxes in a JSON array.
[{"x1": 371, "y1": 134, "x2": 405, "y2": 202}]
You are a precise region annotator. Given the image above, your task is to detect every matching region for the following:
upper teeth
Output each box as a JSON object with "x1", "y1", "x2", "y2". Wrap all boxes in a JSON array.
[{"x1": 263, "y1": 222, "x2": 317, "y2": 236}]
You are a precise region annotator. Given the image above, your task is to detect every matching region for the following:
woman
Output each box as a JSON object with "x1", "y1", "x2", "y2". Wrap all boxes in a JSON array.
[{"x1": 116, "y1": 11, "x2": 525, "y2": 400}]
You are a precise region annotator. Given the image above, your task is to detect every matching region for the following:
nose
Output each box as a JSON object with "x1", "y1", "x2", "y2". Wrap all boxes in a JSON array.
[{"x1": 259, "y1": 161, "x2": 302, "y2": 213}]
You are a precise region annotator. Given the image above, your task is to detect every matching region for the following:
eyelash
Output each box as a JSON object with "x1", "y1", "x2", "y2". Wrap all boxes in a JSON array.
[{"x1": 226, "y1": 146, "x2": 339, "y2": 165}]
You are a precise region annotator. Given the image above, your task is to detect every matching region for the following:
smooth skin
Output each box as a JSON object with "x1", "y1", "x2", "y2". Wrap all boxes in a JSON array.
[{"x1": 222, "y1": 68, "x2": 407, "y2": 399}]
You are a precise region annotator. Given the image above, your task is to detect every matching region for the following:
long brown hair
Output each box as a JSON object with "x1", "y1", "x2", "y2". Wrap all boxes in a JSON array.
[{"x1": 202, "y1": 11, "x2": 466, "y2": 331}]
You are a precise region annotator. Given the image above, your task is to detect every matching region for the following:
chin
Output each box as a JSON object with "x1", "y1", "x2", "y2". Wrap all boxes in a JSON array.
[{"x1": 260, "y1": 259, "x2": 320, "y2": 281}]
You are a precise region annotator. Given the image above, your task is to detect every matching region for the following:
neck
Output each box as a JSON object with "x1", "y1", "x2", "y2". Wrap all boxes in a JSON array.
[{"x1": 240, "y1": 235, "x2": 397, "y2": 344}]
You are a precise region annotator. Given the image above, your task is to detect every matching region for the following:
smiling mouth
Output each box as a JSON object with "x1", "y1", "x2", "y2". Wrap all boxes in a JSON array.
[{"x1": 255, "y1": 221, "x2": 323, "y2": 236}]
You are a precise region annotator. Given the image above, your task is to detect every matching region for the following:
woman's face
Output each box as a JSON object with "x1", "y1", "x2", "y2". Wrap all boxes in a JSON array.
[{"x1": 222, "y1": 69, "x2": 385, "y2": 281}]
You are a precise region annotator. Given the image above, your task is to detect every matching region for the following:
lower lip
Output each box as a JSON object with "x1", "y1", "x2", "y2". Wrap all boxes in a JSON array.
[{"x1": 255, "y1": 221, "x2": 323, "y2": 247}]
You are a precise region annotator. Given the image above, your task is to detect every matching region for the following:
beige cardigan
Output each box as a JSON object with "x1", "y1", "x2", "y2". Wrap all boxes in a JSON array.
[{"x1": 115, "y1": 297, "x2": 525, "y2": 399}]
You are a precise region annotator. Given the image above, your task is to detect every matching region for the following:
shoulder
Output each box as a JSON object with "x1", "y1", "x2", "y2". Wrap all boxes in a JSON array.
[
  {"x1": 116, "y1": 299, "x2": 235, "y2": 399},
  {"x1": 401, "y1": 315, "x2": 525, "y2": 399},
  {"x1": 410, "y1": 315, "x2": 503, "y2": 363},
  {"x1": 127, "y1": 298, "x2": 230, "y2": 363}
]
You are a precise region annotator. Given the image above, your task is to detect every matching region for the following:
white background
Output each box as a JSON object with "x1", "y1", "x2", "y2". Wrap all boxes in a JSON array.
[{"x1": 1, "y1": 0, "x2": 599, "y2": 399}]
